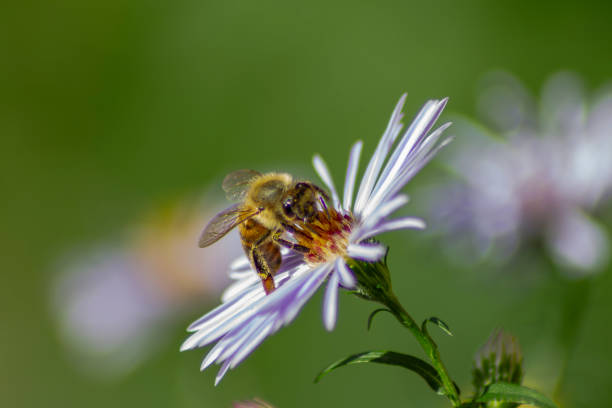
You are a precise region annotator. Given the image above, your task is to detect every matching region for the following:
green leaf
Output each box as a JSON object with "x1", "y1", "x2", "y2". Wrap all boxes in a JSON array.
[
  {"x1": 422, "y1": 316, "x2": 453, "y2": 336},
  {"x1": 315, "y1": 350, "x2": 444, "y2": 393},
  {"x1": 476, "y1": 382, "x2": 558, "y2": 408},
  {"x1": 366, "y1": 308, "x2": 392, "y2": 330}
]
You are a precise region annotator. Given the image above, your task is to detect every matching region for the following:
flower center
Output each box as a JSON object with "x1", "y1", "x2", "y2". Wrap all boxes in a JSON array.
[{"x1": 292, "y1": 209, "x2": 353, "y2": 265}]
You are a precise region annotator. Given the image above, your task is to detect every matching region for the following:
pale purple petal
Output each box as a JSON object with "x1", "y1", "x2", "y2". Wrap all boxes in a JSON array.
[
  {"x1": 202, "y1": 315, "x2": 264, "y2": 370},
  {"x1": 322, "y1": 272, "x2": 339, "y2": 331},
  {"x1": 184, "y1": 287, "x2": 264, "y2": 334},
  {"x1": 215, "y1": 360, "x2": 231, "y2": 386},
  {"x1": 294, "y1": 264, "x2": 331, "y2": 302},
  {"x1": 230, "y1": 256, "x2": 250, "y2": 270},
  {"x1": 375, "y1": 98, "x2": 448, "y2": 191},
  {"x1": 335, "y1": 258, "x2": 356, "y2": 289},
  {"x1": 364, "y1": 128, "x2": 452, "y2": 219},
  {"x1": 280, "y1": 264, "x2": 331, "y2": 324},
  {"x1": 356, "y1": 217, "x2": 426, "y2": 242},
  {"x1": 229, "y1": 315, "x2": 276, "y2": 368},
  {"x1": 183, "y1": 266, "x2": 305, "y2": 348},
  {"x1": 228, "y1": 268, "x2": 254, "y2": 280},
  {"x1": 343, "y1": 141, "x2": 363, "y2": 211},
  {"x1": 221, "y1": 275, "x2": 259, "y2": 304},
  {"x1": 347, "y1": 243, "x2": 386, "y2": 261},
  {"x1": 313, "y1": 155, "x2": 340, "y2": 209},
  {"x1": 359, "y1": 194, "x2": 409, "y2": 231},
  {"x1": 354, "y1": 94, "x2": 407, "y2": 215},
  {"x1": 364, "y1": 108, "x2": 450, "y2": 219},
  {"x1": 181, "y1": 301, "x2": 261, "y2": 350}
]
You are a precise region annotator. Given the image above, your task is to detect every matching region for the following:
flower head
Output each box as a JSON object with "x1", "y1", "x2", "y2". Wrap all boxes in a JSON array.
[
  {"x1": 181, "y1": 94, "x2": 451, "y2": 384},
  {"x1": 51, "y1": 195, "x2": 239, "y2": 378},
  {"x1": 429, "y1": 72, "x2": 612, "y2": 275}
]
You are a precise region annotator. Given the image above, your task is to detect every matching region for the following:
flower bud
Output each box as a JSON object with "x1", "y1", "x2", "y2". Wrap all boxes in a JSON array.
[
  {"x1": 473, "y1": 329, "x2": 523, "y2": 396},
  {"x1": 233, "y1": 398, "x2": 275, "y2": 408}
]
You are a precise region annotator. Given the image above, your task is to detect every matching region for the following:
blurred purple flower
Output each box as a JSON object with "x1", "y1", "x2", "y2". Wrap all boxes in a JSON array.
[
  {"x1": 429, "y1": 72, "x2": 612, "y2": 275},
  {"x1": 51, "y1": 197, "x2": 240, "y2": 378},
  {"x1": 181, "y1": 94, "x2": 451, "y2": 384},
  {"x1": 233, "y1": 398, "x2": 275, "y2": 408}
]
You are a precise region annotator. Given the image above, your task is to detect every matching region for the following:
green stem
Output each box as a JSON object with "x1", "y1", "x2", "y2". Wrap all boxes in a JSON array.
[
  {"x1": 349, "y1": 256, "x2": 459, "y2": 405},
  {"x1": 383, "y1": 291, "x2": 460, "y2": 406}
]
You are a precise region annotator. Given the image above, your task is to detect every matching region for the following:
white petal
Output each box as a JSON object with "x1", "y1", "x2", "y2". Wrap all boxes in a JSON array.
[
  {"x1": 322, "y1": 272, "x2": 339, "y2": 331},
  {"x1": 295, "y1": 263, "x2": 331, "y2": 301},
  {"x1": 228, "y1": 268, "x2": 254, "y2": 280},
  {"x1": 343, "y1": 141, "x2": 363, "y2": 211},
  {"x1": 354, "y1": 94, "x2": 407, "y2": 215},
  {"x1": 356, "y1": 217, "x2": 426, "y2": 242},
  {"x1": 364, "y1": 102, "x2": 449, "y2": 218},
  {"x1": 201, "y1": 316, "x2": 261, "y2": 370},
  {"x1": 360, "y1": 194, "x2": 409, "y2": 231},
  {"x1": 214, "y1": 360, "x2": 231, "y2": 386},
  {"x1": 182, "y1": 288, "x2": 272, "y2": 349},
  {"x1": 347, "y1": 243, "x2": 386, "y2": 261},
  {"x1": 376, "y1": 98, "x2": 448, "y2": 191},
  {"x1": 229, "y1": 256, "x2": 250, "y2": 271},
  {"x1": 222, "y1": 274, "x2": 259, "y2": 302},
  {"x1": 335, "y1": 258, "x2": 356, "y2": 289},
  {"x1": 216, "y1": 314, "x2": 273, "y2": 368},
  {"x1": 201, "y1": 340, "x2": 224, "y2": 371},
  {"x1": 283, "y1": 264, "x2": 332, "y2": 324},
  {"x1": 229, "y1": 315, "x2": 277, "y2": 368},
  {"x1": 364, "y1": 125, "x2": 452, "y2": 220},
  {"x1": 185, "y1": 287, "x2": 263, "y2": 333},
  {"x1": 313, "y1": 155, "x2": 340, "y2": 208}
]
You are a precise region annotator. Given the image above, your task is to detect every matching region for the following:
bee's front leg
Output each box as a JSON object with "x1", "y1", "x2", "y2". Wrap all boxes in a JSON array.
[{"x1": 273, "y1": 229, "x2": 310, "y2": 254}]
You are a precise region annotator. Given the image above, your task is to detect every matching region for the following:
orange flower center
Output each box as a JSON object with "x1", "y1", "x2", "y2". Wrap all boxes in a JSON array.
[{"x1": 292, "y1": 209, "x2": 353, "y2": 265}]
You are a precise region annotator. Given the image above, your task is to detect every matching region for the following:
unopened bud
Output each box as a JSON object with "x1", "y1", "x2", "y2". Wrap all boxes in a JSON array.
[
  {"x1": 233, "y1": 398, "x2": 275, "y2": 408},
  {"x1": 473, "y1": 329, "x2": 523, "y2": 396}
]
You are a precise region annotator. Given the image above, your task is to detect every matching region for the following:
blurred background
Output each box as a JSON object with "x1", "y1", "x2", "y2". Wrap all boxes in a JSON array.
[{"x1": 2, "y1": 0, "x2": 612, "y2": 407}]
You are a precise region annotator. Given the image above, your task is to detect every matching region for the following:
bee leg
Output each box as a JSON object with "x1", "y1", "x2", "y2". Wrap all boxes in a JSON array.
[
  {"x1": 313, "y1": 184, "x2": 330, "y2": 202},
  {"x1": 273, "y1": 230, "x2": 310, "y2": 254},
  {"x1": 250, "y1": 247, "x2": 276, "y2": 294},
  {"x1": 241, "y1": 219, "x2": 278, "y2": 295},
  {"x1": 281, "y1": 222, "x2": 313, "y2": 242}
]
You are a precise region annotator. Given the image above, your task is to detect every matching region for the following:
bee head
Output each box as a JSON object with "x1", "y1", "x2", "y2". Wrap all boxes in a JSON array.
[{"x1": 283, "y1": 182, "x2": 318, "y2": 221}]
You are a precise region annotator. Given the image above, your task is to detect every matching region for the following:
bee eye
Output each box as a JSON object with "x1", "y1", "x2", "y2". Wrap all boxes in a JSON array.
[{"x1": 283, "y1": 199, "x2": 294, "y2": 217}]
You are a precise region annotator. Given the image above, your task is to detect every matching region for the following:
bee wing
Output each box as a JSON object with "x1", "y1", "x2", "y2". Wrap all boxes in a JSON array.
[
  {"x1": 198, "y1": 203, "x2": 260, "y2": 247},
  {"x1": 222, "y1": 169, "x2": 261, "y2": 201}
]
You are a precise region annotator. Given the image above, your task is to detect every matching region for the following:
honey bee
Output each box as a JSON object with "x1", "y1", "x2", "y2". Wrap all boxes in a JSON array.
[{"x1": 199, "y1": 170, "x2": 330, "y2": 294}]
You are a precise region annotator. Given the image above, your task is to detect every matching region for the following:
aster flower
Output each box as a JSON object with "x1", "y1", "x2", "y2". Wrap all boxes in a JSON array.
[
  {"x1": 428, "y1": 71, "x2": 612, "y2": 275},
  {"x1": 51, "y1": 196, "x2": 238, "y2": 378},
  {"x1": 181, "y1": 94, "x2": 451, "y2": 384}
]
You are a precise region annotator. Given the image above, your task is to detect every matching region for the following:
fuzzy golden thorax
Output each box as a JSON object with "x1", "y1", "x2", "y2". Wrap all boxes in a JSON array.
[{"x1": 244, "y1": 173, "x2": 294, "y2": 230}]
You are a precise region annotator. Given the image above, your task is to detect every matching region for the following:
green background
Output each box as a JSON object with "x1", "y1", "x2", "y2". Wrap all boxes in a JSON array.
[{"x1": 2, "y1": 0, "x2": 612, "y2": 407}]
